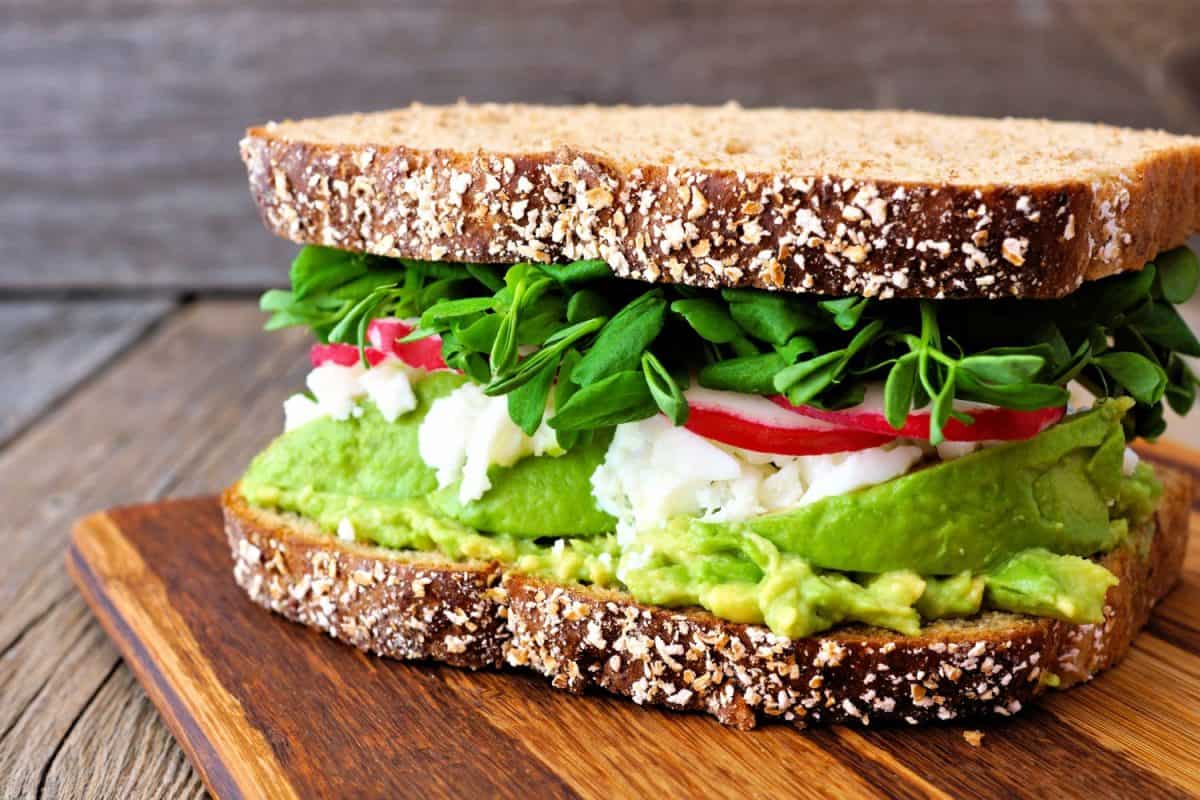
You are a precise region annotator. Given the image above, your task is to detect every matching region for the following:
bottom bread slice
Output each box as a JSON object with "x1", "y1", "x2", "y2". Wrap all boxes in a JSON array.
[
  {"x1": 224, "y1": 491, "x2": 509, "y2": 670},
  {"x1": 222, "y1": 466, "x2": 1191, "y2": 729}
]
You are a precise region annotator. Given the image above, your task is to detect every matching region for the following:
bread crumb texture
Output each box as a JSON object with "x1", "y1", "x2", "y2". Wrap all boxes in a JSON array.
[{"x1": 242, "y1": 103, "x2": 1200, "y2": 299}]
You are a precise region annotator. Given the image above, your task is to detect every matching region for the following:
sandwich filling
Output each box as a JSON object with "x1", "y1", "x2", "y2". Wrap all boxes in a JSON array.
[{"x1": 240, "y1": 244, "x2": 1199, "y2": 638}]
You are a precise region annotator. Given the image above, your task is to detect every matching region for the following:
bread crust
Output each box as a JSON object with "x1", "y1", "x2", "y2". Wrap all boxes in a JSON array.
[
  {"x1": 224, "y1": 490, "x2": 508, "y2": 670},
  {"x1": 240, "y1": 105, "x2": 1200, "y2": 300},
  {"x1": 222, "y1": 467, "x2": 1191, "y2": 729}
]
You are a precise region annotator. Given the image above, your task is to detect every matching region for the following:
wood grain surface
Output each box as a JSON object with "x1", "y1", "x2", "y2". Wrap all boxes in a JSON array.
[
  {"x1": 0, "y1": 303, "x2": 307, "y2": 799},
  {"x1": 5, "y1": 0, "x2": 1199, "y2": 290},
  {"x1": 0, "y1": 299, "x2": 171, "y2": 447},
  {"x1": 67, "y1": 484, "x2": 1200, "y2": 799},
  {"x1": 3, "y1": 1, "x2": 1200, "y2": 796}
]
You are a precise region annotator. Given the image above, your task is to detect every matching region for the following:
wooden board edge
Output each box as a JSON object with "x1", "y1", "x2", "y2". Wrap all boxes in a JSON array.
[{"x1": 66, "y1": 509, "x2": 297, "y2": 800}]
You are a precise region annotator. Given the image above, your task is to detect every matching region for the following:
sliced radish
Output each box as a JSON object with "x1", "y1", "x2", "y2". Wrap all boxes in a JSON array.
[
  {"x1": 311, "y1": 319, "x2": 449, "y2": 372},
  {"x1": 683, "y1": 386, "x2": 895, "y2": 456},
  {"x1": 770, "y1": 384, "x2": 1065, "y2": 442},
  {"x1": 367, "y1": 317, "x2": 448, "y2": 371},
  {"x1": 310, "y1": 343, "x2": 388, "y2": 368}
]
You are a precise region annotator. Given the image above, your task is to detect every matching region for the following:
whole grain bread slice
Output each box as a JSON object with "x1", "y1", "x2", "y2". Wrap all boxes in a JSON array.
[
  {"x1": 241, "y1": 103, "x2": 1200, "y2": 300},
  {"x1": 225, "y1": 492, "x2": 508, "y2": 670},
  {"x1": 222, "y1": 465, "x2": 1191, "y2": 729}
]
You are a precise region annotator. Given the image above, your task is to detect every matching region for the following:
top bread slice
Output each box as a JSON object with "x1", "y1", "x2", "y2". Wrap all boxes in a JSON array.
[{"x1": 241, "y1": 103, "x2": 1200, "y2": 299}]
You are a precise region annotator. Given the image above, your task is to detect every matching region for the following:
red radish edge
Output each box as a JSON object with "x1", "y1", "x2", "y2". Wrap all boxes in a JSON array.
[
  {"x1": 310, "y1": 343, "x2": 388, "y2": 368},
  {"x1": 683, "y1": 387, "x2": 894, "y2": 456},
  {"x1": 310, "y1": 319, "x2": 449, "y2": 371},
  {"x1": 367, "y1": 318, "x2": 448, "y2": 371},
  {"x1": 769, "y1": 390, "x2": 1065, "y2": 442}
]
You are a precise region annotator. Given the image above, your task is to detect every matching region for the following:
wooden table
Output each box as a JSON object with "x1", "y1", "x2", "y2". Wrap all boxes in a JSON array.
[{"x1": 3, "y1": 1, "x2": 1200, "y2": 797}]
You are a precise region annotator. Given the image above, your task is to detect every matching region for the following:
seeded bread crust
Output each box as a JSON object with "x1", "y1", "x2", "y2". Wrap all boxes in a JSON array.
[
  {"x1": 222, "y1": 466, "x2": 1190, "y2": 729},
  {"x1": 240, "y1": 104, "x2": 1200, "y2": 300},
  {"x1": 224, "y1": 490, "x2": 508, "y2": 670},
  {"x1": 505, "y1": 465, "x2": 1191, "y2": 728}
]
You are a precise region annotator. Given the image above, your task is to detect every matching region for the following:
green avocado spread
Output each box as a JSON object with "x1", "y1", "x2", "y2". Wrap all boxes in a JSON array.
[{"x1": 240, "y1": 374, "x2": 1159, "y2": 639}]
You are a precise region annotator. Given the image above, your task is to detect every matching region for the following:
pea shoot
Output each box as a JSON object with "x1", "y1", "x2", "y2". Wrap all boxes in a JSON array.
[{"x1": 262, "y1": 244, "x2": 1200, "y2": 445}]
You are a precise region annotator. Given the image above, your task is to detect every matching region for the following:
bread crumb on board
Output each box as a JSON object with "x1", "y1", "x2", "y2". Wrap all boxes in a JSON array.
[{"x1": 963, "y1": 730, "x2": 985, "y2": 747}]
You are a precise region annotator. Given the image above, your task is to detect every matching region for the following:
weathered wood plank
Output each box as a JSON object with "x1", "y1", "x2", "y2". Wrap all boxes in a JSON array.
[
  {"x1": 5, "y1": 0, "x2": 1197, "y2": 289},
  {"x1": 41, "y1": 667, "x2": 206, "y2": 800},
  {"x1": 0, "y1": 299, "x2": 172, "y2": 447},
  {"x1": 1067, "y1": 0, "x2": 1200, "y2": 132},
  {"x1": 0, "y1": 595, "x2": 123, "y2": 798},
  {"x1": 0, "y1": 302, "x2": 305, "y2": 653},
  {"x1": 0, "y1": 301, "x2": 307, "y2": 800}
]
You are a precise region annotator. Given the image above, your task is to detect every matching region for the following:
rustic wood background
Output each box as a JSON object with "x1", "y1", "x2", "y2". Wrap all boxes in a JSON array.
[{"x1": 2, "y1": 1, "x2": 1199, "y2": 796}]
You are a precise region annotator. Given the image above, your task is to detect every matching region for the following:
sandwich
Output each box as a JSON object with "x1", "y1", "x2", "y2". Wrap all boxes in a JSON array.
[{"x1": 227, "y1": 104, "x2": 1200, "y2": 729}]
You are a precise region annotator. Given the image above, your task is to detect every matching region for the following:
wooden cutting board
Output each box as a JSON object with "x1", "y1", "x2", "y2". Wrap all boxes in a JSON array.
[{"x1": 67, "y1": 442, "x2": 1200, "y2": 800}]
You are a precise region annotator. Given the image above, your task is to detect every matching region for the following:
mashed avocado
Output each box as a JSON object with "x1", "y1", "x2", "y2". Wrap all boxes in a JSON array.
[
  {"x1": 241, "y1": 375, "x2": 1160, "y2": 639},
  {"x1": 726, "y1": 398, "x2": 1150, "y2": 573},
  {"x1": 243, "y1": 372, "x2": 616, "y2": 537}
]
